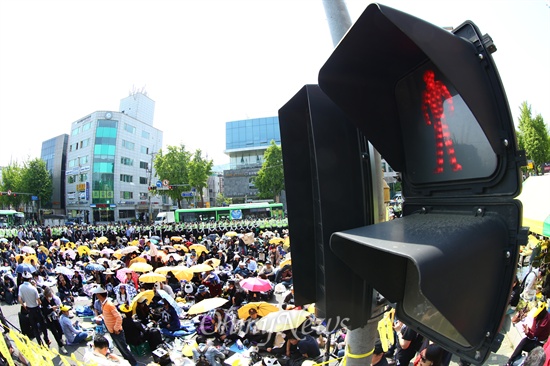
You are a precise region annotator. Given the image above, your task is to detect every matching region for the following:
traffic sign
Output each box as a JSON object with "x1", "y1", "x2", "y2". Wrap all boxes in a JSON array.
[
  {"x1": 155, "y1": 180, "x2": 162, "y2": 188},
  {"x1": 181, "y1": 192, "x2": 194, "y2": 197},
  {"x1": 7, "y1": 190, "x2": 11, "y2": 196},
  {"x1": 191, "y1": 187, "x2": 196, "y2": 192},
  {"x1": 162, "y1": 179, "x2": 170, "y2": 186},
  {"x1": 31, "y1": 196, "x2": 38, "y2": 201}
]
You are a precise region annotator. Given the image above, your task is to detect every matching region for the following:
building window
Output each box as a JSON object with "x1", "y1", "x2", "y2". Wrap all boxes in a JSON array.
[
  {"x1": 67, "y1": 176, "x2": 75, "y2": 184},
  {"x1": 139, "y1": 177, "x2": 148, "y2": 185},
  {"x1": 124, "y1": 123, "x2": 136, "y2": 134},
  {"x1": 72, "y1": 126, "x2": 80, "y2": 136},
  {"x1": 81, "y1": 138, "x2": 90, "y2": 148},
  {"x1": 121, "y1": 157, "x2": 134, "y2": 166},
  {"x1": 142, "y1": 130, "x2": 150, "y2": 139},
  {"x1": 79, "y1": 173, "x2": 88, "y2": 182},
  {"x1": 120, "y1": 174, "x2": 133, "y2": 183},
  {"x1": 140, "y1": 146, "x2": 149, "y2": 154},
  {"x1": 140, "y1": 192, "x2": 148, "y2": 200},
  {"x1": 82, "y1": 122, "x2": 91, "y2": 131},
  {"x1": 139, "y1": 161, "x2": 149, "y2": 170},
  {"x1": 122, "y1": 140, "x2": 135, "y2": 150},
  {"x1": 119, "y1": 209, "x2": 136, "y2": 219},
  {"x1": 120, "y1": 191, "x2": 133, "y2": 199}
]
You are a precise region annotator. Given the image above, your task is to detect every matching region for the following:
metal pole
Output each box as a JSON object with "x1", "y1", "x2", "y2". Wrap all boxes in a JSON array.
[{"x1": 321, "y1": 1, "x2": 387, "y2": 365}]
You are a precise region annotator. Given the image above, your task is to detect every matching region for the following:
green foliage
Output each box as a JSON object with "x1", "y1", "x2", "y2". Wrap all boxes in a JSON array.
[
  {"x1": 0, "y1": 163, "x2": 23, "y2": 208},
  {"x1": 154, "y1": 145, "x2": 191, "y2": 208},
  {"x1": 216, "y1": 193, "x2": 232, "y2": 206},
  {"x1": 153, "y1": 145, "x2": 213, "y2": 208},
  {"x1": 188, "y1": 150, "x2": 214, "y2": 206},
  {"x1": 0, "y1": 159, "x2": 52, "y2": 210},
  {"x1": 254, "y1": 140, "x2": 285, "y2": 201},
  {"x1": 517, "y1": 102, "x2": 550, "y2": 175},
  {"x1": 21, "y1": 158, "x2": 52, "y2": 205}
]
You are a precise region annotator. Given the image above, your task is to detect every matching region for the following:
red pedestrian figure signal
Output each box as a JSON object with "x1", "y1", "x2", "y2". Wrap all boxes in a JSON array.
[{"x1": 421, "y1": 70, "x2": 462, "y2": 174}]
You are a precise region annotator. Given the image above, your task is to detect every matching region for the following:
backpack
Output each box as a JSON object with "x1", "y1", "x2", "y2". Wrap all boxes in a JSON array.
[{"x1": 196, "y1": 348, "x2": 210, "y2": 366}]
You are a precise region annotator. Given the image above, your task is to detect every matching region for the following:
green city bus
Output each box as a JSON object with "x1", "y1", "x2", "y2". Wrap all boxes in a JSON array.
[
  {"x1": 175, "y1": 203, "x2": 284, "y2": 223},
  {"x1": 0, "y1": 210, "x2": 25, "y2": 227}
]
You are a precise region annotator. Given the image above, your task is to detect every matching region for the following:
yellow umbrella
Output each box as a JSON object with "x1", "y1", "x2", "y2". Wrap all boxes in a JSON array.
[
  {"x1": 139, "y1": 272, "x2": 167, "y2": 283},
  {"x1": 188, "y1": 297, "x2": 229, "y2": 315},
  {"x1": 112, "y1": 249, "x2": 123, "y2": 259},
  {"x1": 129, "y1": 239, "x2": 140, "y2": 246},
  {"x1": 77, "y1": 245, "x2": 90, "y2": 256},
  {"x1": 204, "y1": 258, "x2": 221, "y2": 268},
  {"x1": 188, "y1": 263, "x2": 213, "y2": 273},
  {"x1": 129, "y1": 290, "x2": 155, "y2": 312},
  {"x1": 269, "y1": 237, "x2": 285, "y2": 245},
  {"x1": 189, "y1": 244, "x2": 209, "y2": 255},
  {"x1": 23, "y1": 255, "x2": 39, "y2": 265},
  {"x1": 90, "y1": 249, "x2": 101, "y2": 256},
  {"x1": 37, "y1": 246, "x2": 49, "y2": 256},
  {"x1": 129, "y1": 262, "x2": 153, "y2": 273},
  {"x1": 237, "y1": 302, "x2": 279, "y2": 320},
  {"x1": 279, "y1": 258, "x2": 292, "y2": 269},
  {"x1": 129, "y1": 257, "x2": 147, "y2": 265},
  {"x1": 283, "y1": 236, "x2": 290, "y2": 251},
  {"x1": 96, "y1": 236, "x2": 109, "y2": 245},
  {"x1": 171, "y1": 236, "x2": 184, "y2": 242},
  {"x1": 173, "y1": 244, "x2": 189, "y2": 252},
  {"x1": 155, "y1": 266, "x2": 194, "y2": 281},
  {"x1": 225, "y1": 231, "x2": 238, "y2": 237}
]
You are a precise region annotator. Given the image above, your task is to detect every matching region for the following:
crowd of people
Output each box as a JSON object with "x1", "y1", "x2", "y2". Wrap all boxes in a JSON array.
[{"x1": 0, "y1": 222, "x2": 306, "y2": 366}]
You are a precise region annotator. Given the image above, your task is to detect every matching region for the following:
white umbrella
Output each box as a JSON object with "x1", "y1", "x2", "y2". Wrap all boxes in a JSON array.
[
  {"x1": 55, "y1": 266, "x2": 75, "y2": 278},
  {"x1": 20, "y1": 246, "x2": 36, "y2": 254},
  {"x1": 101, "y1": 248, "x2": 115, "y2": 256},
  {"x1": 121, "y1": 246, "x2": 140, "y2": 255}
]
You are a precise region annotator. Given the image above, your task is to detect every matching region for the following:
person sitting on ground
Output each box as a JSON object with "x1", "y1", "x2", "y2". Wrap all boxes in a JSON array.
[
  {"x1": 83, "y1": 334, "x2": 131, "y2": 366},
  {"x1": 258, "y1": 261, "x2": 276, "y2": 282},
  {"x1": 285, "y1": 333, "x2": 322, "y2": 366},
  {"x1": 507, "y1": 302, "x2": 550, "y2": 366},
  {"x1": 70, "y1": 270, "x2": 84, "y2": 296},
  {"x1": 119, "y1": 304, "x2": 147, "y2": 346},
  {"x1": 158, "y1": 300, "x2": 185, "y2": 338},
  {"x1": 195, "y1": 284, "x2": 211, "y2": 302},
  {"x1": 59, "y1": 305, "x2": 90, "y2": 345},
  {"x1": 1, "y1": 274, "x2": 17, "y2": 305},
  {"x1": 192, "y1": 335, "x2": 226, "y2": 366},
  {"x1": 233, "y1": 261, "x2": 251, "y2": 279},
  {"x1": 115, "y1": 284, "x2": 131, "y2": 306},
  {"x1": 57, "y1": 274, "x2": 74, "y2": 304},
  {"x1": 135, "y1": 296, "x2": 151, "y2": 325}
]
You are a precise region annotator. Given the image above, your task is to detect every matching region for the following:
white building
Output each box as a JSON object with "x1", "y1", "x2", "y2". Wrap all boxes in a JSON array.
[{"x1": 65, "y1": 92, "x2": 164, "y2": 223}]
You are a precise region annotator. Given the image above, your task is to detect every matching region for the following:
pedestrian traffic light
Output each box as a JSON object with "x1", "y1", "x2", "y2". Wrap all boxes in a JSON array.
[
  {"x1": 279, "y1": 85, "x2": 375, "y2": 329},
  {"x1": 310, "y1": 3, "x2": 528, "y2": 364}
]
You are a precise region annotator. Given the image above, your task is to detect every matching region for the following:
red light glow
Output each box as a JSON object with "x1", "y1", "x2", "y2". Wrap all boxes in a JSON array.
[{"x1": 421, "y1": 70, "x2": 462, "y2": 174}]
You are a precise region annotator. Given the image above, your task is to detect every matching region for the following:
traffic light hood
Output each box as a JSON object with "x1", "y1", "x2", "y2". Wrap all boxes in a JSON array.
[{"x1": 319, "y1": 3, "x2": 521, "y2": 198}]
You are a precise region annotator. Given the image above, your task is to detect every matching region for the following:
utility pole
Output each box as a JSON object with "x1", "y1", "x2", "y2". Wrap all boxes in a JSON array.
[
  {"x1": 321, "y1": 1, "x2": 386, "y2": 364},
  {"x1": 147, "y1": 151, "x2": 158, "y2": 223}
]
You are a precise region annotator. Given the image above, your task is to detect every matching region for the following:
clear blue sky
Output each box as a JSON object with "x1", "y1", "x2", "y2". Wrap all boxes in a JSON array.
[{"x1": 0, "y1": 0, "x2": 548, "y2": 167}]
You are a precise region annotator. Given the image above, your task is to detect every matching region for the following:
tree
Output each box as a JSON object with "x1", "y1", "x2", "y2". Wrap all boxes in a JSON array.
[
  {"x1": 517, "y1": 102, "x2": 550, "y2": 175},
  {"x1": 0, "y1": 163, "x2": 23, "y2": 209},
  {"x1": 188, "y1": 150, "x2": 213, "y2": 207},
  {"x1": 153, "y1": 145, "x2": 191, "y2": 208},
  {"x1": 254, "y1": 140, "x2": 285, "y2": 201},
  {"x1": 216, "y1": 193, "x2": 232, "y2": 207},
  {"x1": 21, "y1": 158, "x2": 52, "y2": 223}
]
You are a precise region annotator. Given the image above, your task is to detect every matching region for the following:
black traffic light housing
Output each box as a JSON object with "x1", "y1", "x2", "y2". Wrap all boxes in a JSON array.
[
  {"x1": 279, "y1": 3, "x2": 527, "y2": 365},
  {"x1": 279, "y1": 85, "x2": 376, "y2": 329}
]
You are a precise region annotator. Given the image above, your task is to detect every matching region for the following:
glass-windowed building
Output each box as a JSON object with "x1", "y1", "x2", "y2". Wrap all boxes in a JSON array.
[
  {"x1": 41, "y1": 134, "x2": 69, "y2": 214},
  {"x1": 65, "y1": 93, "x2": 163, "y2": 223},
  {"x1": 223, "y1": 116, "x2": 281, "y2": 202}
]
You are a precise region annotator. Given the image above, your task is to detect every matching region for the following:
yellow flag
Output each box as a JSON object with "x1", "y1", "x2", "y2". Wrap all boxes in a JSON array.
[
  {"x1": 377, "y1": 308, "x2": 395, "y2": 352},
  {"x1": 9, "y1": 330, "x2": 36, "y2": 365},
  {"x1": 0, "y1": 332, "x2": 15, "y2": 366}
]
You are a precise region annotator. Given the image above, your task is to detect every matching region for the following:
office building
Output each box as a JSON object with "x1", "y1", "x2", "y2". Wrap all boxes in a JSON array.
[
  {"x1": 223, "y1": 116, "x2": 281, "y2": 202},
  {"x1": 40, "y1": 134, "x2": 69, "y2": 215},
  {"x1": 65, "y1": 92, "x2": 163, "y2": 223}
]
